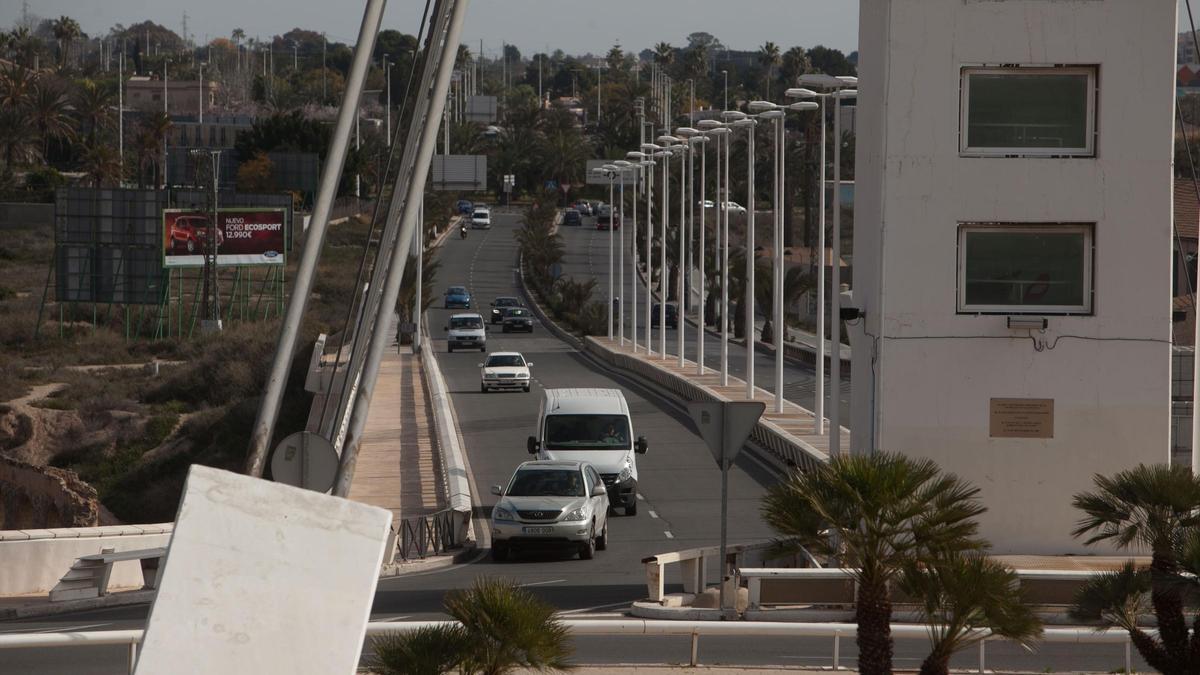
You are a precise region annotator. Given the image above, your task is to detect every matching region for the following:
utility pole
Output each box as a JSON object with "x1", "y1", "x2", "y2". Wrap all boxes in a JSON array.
[
  {"x1": 385, "y1": 57, "x2": 392, "y2": 147},
  {"x1": 118, "y1": 48, "x2": 124, "y2": 186},
  {"x1": 322, "y1": 36, "x2": 327, "y2": 102},
  {"x1": 196, "y1": 149, "x2": 222, "y2": 332},
  {"x1": 198, "y1": 63, "x2": 204, "y2": 126}
]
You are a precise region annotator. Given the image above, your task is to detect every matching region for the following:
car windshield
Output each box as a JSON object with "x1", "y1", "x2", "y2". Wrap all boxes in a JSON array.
[
  {"x1": 544, "y1": 414, "x2": 631, "y2": 450},
  {"x1": 450, "y1": 316, "x2": 482, "y2": 329},
  {"x1": 486, "y1": 355, "x2": 524, "y2": 367},
  {"x1": 495, "y1": 298, "x2": 518, "y2": 306},
  {"x1": 448, "y1": 287, "x2": 467, "y2": 295},
  {"x1": 473, "y1": 211, "x2": 488, "y2": 218},
  {"x1": 506, "y1": 469, "x2": 586, "y2": 497}
]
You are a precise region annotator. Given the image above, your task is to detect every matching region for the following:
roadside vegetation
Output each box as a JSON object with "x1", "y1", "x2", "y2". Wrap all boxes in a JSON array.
[{"x1": 368, "y1": 577, "x2": 574, "y2": 675}]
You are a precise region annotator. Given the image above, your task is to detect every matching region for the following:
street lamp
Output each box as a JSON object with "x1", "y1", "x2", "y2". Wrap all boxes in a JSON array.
[
  {"x1": 190, "y1": 148, "x2": 222, "y2": 332},
  {"x1": 614, "y1": 159, "x2": 633, "y2": 346},
  {"x1": 385, "y1": 57, "x2": 394, "y2": 147},
  {"x1": 692, "y1": 132, "x2": 712, "y2": 376},
  {"x1": 626, "y1": 151, "x2": 648, "y2": 354},
  {"x1": 789, "y1": 76, "x2": 854, "y2": 442},
  {"x1": 729, "y1": 115, "x2": 758, "y2": 399},
  {"x1": 654, "y1": 140, "x2": 679, "y2": 359},
  {"x1": 700, "y1": 120, "x2": 733, "y2": 386},
  {"x1": 595, "y1": 165, "x2": 619, "y2": 340}
]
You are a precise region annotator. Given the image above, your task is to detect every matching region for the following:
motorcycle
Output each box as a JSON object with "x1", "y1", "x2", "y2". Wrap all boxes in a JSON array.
[{"x1": 459, "y1": 225, "x2": 468, "y2": 240}]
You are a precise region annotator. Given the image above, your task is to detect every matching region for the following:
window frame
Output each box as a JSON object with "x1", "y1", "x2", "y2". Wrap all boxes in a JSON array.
[
  {"x1": 956, "y1": 222, "x2": 1095, "y2": 315},
  {"x1": 959, "y1": 65, "x2": 1098, "y2": 158}
]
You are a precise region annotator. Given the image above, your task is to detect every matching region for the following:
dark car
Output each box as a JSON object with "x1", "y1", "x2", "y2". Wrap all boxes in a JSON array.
[
  {"x1": 456, "y1": 199, "x2": 474, "y2": 215},
  {"x1": 651, "y1": 303, "x2": 679, "y2": 329},
  {"x1": 562, "y1": 209, "x2": 582, "y2": 227},
  {"x1": 490, "y1": 296, "x2": 522, "y2": 323},
  {"x1": 574, "y1": 201, "x2": 593, "y2": 216},
  {"x1": 501, "y1": 306, "x2": 535, "y2": 333},
  {"x1": 596, "y1": 213, "x2": 621, "y2": 231}
]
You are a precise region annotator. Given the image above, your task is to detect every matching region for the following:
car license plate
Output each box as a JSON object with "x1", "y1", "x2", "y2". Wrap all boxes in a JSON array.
[{"x1": 522, "y1": 527, "x2": 554, "y2": 534}]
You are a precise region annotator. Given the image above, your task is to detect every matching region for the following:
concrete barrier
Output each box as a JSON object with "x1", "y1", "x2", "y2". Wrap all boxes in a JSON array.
[
  {"x1": 420, "y1": 325, "x2": 473, "y2": 542},
  {"x1": 0, "y1": 524, "x2": 172, "y2": 596},
  {"x1": 580, "y1": 337, "x2": 828, "y2": 472}
]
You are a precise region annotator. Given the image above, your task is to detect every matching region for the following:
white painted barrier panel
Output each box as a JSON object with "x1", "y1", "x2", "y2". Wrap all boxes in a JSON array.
[
  {"x1": 135, "y1": 466, "x2": 392, "y2": 675},
  {"x1": 0, "y1": 525, "x2": 172, "y2": 596}
]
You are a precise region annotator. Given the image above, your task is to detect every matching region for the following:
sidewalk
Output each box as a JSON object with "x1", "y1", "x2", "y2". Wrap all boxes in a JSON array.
[{"x1": 347, "y1": 342, "x2": 444, "y2": 523}]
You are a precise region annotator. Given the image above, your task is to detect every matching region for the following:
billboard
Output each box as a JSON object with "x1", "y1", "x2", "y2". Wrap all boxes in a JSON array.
[
  {"x1": 429, "y1": 155, "x2": 487, "y2": 191},
  {"x1": 163, "y1": 208, "x2": 286, "y2": 268}
]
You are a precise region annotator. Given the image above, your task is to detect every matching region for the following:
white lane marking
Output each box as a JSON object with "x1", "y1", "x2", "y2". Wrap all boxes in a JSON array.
[
  {"x1": 558, "y1": 603, "x2": 633, "y2": 615},
  {"x1": 520, "y1": 578, "x2": 567, "y2": 588},
  {"x1": 377, "y1": 615, "x2": 413, "y2": 622},
  {"x1": 636, "y1": 493, "x2": 645, "y2": 501},
  {"x1": 663, "y1": 531, "x2": 674, "y2": 539},
  {"x1": 648, "y1": 510, "x2": 659, "y2": 519}
]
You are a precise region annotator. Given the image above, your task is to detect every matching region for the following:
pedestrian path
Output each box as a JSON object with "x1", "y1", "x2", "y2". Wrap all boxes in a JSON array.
[
  {"x1": 347, "y1": 344, "x2": 443, "y2": 523},
  {"x1": 591, "y1": 336, "x2": 850, "y2": 461}
]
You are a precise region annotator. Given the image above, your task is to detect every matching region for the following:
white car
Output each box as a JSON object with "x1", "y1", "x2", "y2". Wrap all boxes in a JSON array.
[
  {"x1": 445, "y1": 312, "x2": 486, "y2": 352},
  {"x1": 471, "y1": 207, "x2": 492, "y2": 229},
  {"x1": 489, "y1": 460, "x2": 610, "y2": 561},
  {"x1": 480, "y1": 352, "x2": 533, "y2": 393},
  {"x1": 700, "y1": 200, "x2": 748, "y2": 215}
]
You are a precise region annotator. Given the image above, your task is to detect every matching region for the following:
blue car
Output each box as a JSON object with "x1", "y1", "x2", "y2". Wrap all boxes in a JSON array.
[
  {"x1": 456, "y1": 200, "x2": 474, "y2": 215},
  {"x1": 444, "y1": 285, "x2": 471, "y2": 309}
]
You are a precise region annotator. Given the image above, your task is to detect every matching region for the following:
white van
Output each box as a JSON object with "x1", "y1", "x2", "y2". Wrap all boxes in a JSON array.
[{"x1": 526, "y1": 388, "x2": 648, "y2": 515}]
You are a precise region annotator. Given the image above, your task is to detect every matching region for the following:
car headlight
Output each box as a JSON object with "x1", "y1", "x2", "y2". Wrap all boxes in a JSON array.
[
  {"x1": 485, "y1": 373, "x2": 499, "y2": 379},
  {"x1": 564, "y1": 507, "x2": 589, "y2": 522},
  {"x1": 492, "y1": 309, "x2": 500, "y2": 314},
  {"x1": 517, "y1": 373, "x2": 529, "y2": 379},
  {"x1": 618, "y1": 463, "x2": 633, "y2": 482},
  {"x1": 493, "y1": 506, "x2": 515, "y2": 521}
]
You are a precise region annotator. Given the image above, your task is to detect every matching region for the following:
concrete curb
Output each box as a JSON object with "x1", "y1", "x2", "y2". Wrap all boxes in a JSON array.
[
  {"x1": 420, "y1": 326, "x2": 474, "y2": 526},
  {"x1": 0, "y1": 589, "x2": 155, "y2": 621}
]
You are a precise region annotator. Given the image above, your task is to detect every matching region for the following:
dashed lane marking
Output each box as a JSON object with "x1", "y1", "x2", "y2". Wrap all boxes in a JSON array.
[
  {"x1": 648, "y1": 510, "x2": 659, "y2": 519},
  {"x1": 663, "y1": 531, "x2": 675, "y2": 539}
]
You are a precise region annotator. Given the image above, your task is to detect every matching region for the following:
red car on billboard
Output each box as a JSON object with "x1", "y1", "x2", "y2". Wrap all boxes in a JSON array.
[
  {"x1": 163, "y1": 209, "x2": 285, "y2": 267},
  {"x1": 167, "y1": 214, "x2": 224, "y2": 253}
]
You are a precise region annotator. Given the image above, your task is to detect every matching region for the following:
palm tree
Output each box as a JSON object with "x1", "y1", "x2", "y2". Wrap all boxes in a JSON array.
[
  {"x1": 370, "y1": 623, "x2": 470, "y2": 675},
  {"x1": 0, "y1": 107, "x2": 38, "y2": 169},
  {"x1": 51, "y1": 16, "x2": 82, "y2": 69},
  {"x1": 1071, "y1": 464, "x2": 1200, "y2": 673},
  {"x1": 899, "y1": 553, "x2": 1042, "y2": 675},
  {"x1": 80, "y1": 142, "x2": 121, "y2": 187},
  {"x1": 653, "y1": 42, "x2": 675, "y2": 69},
  {"x1": 780, "y1": 46, "x2": 811, "y2": 85},
  {"x1": 446, "y1": 577, "x2": 574, "y2": 675},
  {"x1": 539, "y1": 128, "x2": 589, "y2": 197},
  {"x1": 0, "y1": 62, "x2": 35, "y2": 110},
  {"x1": 761, "y1": 452, "x2": 987, "y2": 675},
  {"x1": 758, "y1": 41, "x2": 781, "y2": 99},
  {"x1": 74, "y1": 79, "x2": 113, "y2": 145},
  {"x1": 136, "y1": 111, "x2": 172, "y2": 188},
  {"x1": 29, "y1": 78, "x2": 76, "y2": 161}
]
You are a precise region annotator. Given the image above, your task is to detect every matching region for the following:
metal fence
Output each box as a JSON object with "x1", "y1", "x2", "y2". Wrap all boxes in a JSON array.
[{"x1": 395, "y1": 508, "x2": 460, "y2": 561}]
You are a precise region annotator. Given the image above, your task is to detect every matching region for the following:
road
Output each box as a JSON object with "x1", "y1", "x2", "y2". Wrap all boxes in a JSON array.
[
  {"x1": 0, "y1": 212, "x2": 1147, "y2": 673},
  {"x1": 557, "y1": 217, "x2": 852, "y2": 425}
]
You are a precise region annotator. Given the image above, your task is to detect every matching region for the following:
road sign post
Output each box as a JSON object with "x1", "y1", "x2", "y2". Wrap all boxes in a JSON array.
[{"x1": 687, "y1": 400, "x2": 765, "y2": 617}]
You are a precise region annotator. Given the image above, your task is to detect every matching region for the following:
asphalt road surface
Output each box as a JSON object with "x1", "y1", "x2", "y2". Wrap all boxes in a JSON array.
[
  {"x1": 557, "y1": 216, "x2": 852, "y2": 425},
  {"x1": 0, "y1": 212, "x2": 1146, "y2": 674}
]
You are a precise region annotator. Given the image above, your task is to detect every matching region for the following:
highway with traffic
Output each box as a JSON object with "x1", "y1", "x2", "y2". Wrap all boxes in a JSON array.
[{"x1": 0, "y1": 212, "x2": 1146, "y2": 673}]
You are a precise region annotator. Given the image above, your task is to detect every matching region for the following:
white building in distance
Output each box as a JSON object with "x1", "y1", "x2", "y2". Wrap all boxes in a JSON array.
[{"x1": 852, "y1": 0, "x2": 1176, "y2": 554}]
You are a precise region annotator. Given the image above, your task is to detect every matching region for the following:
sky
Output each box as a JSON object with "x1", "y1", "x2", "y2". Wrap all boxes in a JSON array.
[{"x1": 0, "y1": 0, "x2": 860, "y2": 58}]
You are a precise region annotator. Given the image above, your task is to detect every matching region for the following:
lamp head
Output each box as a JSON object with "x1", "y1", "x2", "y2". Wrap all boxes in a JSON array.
[
  {"x1": 757, "y1": 109, "x2": 785, "y2": 119},
  {"x1": 747, "y1": 100, "x2": 778, "y2": 113},
  {"x1": 784, "y1": 88, "x2": 819, "y2": 99},
  {"x1": 675, "y1": 127, "x2": 700, "y2": 137},
  {"x1": 787, "y1": 101, "x2": 819, "y2": 112},
  {"x1": 696, "y1": 119, "x2": 724, "y2": 130},
  {"x1": 721, "y1": 110, "x2": 747, "y2": 121}
]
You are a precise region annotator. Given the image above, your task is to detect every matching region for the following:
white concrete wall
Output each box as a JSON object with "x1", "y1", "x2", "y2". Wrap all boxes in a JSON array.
[
  {"x1": 0, "y1": 525, "x2": 172, "y2": 595},
  {"x1": 853, "y1": 0, "x2": 1176, "y2": 553}
]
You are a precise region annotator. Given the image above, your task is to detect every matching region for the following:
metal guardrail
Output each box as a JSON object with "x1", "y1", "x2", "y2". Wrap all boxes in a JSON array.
[
  {"x1": 0, "y1": 619, "x2": 1144, "y2": 673},
  {"x1": 395, "y1": 508, "x2": 461, "y2": 561}
]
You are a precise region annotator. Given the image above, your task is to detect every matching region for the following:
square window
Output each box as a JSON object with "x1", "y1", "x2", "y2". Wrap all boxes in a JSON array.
[
  {"x1": 961, "y1": 66, "x2": 1097, "y2": 157},
  {"x1": 957, "y1": 224, "x2": 1093, "y2": 314}
]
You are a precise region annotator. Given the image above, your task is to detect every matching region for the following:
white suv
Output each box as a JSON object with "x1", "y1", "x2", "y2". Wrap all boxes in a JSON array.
[
  {"x1": 480, "y1": 352, "x2": 533, "y2": 393},
  {"x1": 490, "y1": 460, "x2": 610, "y2": 561},
  {"x1": 471, "y1": 207, "x2": 492, "y2": 229}
]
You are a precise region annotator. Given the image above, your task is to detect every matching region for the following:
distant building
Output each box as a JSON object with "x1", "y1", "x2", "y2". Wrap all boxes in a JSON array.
[
  {"x1": 166, "y1": 114, "x2": 254, "y2": 150},
  {"x1": 125, "y1": 76, "x2": 218, "y2": 116},
  {"x1": 1181, "y1": 31, "x2": 1200, "y2": 64},
  {"x1": 854, "y1": 0, "x2": 1175, "y2": 554}
]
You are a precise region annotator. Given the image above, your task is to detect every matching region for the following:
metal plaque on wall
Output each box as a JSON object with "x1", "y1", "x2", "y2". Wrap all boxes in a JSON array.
[{"x1": 989, "y1": 398, "x2": 1054, "y2": 439}]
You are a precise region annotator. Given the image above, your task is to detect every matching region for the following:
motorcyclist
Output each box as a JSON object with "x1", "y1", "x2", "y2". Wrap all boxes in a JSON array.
[{"x1": 460, "y1": 223, "x2": 468, "y2": 239}]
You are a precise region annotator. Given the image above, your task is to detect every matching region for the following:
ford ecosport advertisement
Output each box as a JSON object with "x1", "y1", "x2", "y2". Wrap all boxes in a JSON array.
[{"x1": 163, "y1": 208, "x2": 286, "y2": 267}]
